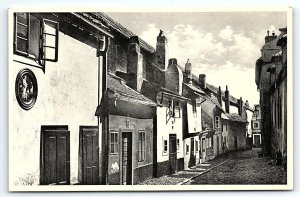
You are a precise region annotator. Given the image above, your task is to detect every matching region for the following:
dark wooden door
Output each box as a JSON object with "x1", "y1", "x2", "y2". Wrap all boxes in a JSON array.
[
  {"x1": 189, "y1": 138, "x2": 196, "y2": 168},
  {"x1": 234, "y1": 137, "x2": 238, "y2": 150},
  {"x1": 169, "y1": 134, "x2": 177, "y2": 174},
  {"x1": 80, "y1": 126, "x2": 100, "y2": 185},
  {"x1": 121, "y1": 132, "x2": 132, "y2": 185},
  {"x1": 41, "y1": 126, "x2": 70, "y2": 185},
  {"x1": 254, "y1": 135, "x2": 260, "y2": 147}
]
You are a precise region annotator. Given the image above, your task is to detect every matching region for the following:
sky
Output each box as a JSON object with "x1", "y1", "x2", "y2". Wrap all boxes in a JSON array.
[{"x1": 106, "y1": 12, "x2": 287, "y2": 107}]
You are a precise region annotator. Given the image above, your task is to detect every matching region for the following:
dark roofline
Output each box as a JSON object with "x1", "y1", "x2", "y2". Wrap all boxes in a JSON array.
[{"x1": 92, "y1": 12, "x2": 156, "y2": 53}]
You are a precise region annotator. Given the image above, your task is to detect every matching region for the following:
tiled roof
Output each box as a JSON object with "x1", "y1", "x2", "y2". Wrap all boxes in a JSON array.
[
  {"x1": 177, "y1": 64, "x2": 242, "y2": 107},
  {"x1": 88, "y1": 12, "x2": 156, "y2": 53},
  {"x1": 107, "y1": 73, "x2": 157, "y2": 106},
  {"x1": 183, "y1": 83, "x2": 205, "y2": 95},
  {"x1": 223, "y1": 113, "x2": 247, "y2": 123},
  {"x1": 210, "y1": 93, "x2": 223, "y2": 110}
]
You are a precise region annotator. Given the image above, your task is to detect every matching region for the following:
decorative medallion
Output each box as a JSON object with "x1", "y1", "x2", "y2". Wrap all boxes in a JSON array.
[{"x1": 15, "y1": 68, "x2": 38, "y2": 110}]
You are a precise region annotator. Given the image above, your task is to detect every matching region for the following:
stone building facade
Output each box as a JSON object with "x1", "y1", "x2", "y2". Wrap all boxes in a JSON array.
[{"x1": 255, "y1": 28, "x2": 287, "y2": 166}]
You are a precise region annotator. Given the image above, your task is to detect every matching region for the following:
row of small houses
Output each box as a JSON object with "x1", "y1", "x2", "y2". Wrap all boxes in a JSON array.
[{"x1": 10, "y1": 12, "x2": 253, "y2": 186}]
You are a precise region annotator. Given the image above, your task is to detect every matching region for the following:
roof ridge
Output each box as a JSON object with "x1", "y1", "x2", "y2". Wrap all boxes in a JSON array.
[{"x1": 93, "y1": 12, "x2": 156, "y2": 53}]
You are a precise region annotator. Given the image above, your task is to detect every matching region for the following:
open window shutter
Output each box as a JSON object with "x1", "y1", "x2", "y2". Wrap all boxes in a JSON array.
[
  {"x1": 41, "y1": 18, "x2": 59, "y2": 62},
  {"x1": 14, "y1": 13, "x2": 30, "y2": 56}
]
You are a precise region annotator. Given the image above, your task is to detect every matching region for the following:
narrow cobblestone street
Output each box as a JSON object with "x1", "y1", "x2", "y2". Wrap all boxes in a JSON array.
[
  {"x1": 187, "y1": 148, "x2": 287, "y2": 185},
  {"x1": 139, "y1": 148, "x2": 287, "y2": 185}
]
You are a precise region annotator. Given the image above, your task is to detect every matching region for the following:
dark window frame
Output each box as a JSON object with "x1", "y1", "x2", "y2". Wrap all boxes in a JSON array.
[{"x1": 163, "y1": 140, "x2": 168, "y2": 153}]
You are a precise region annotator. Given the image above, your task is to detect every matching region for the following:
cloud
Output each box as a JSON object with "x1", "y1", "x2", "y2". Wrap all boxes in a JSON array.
[
  {"x1": 218, "y1": 26, "x2": 234, "y2": 41},
  {"x1": 140, "y1": 24, "x2": 159, "y2": 48},
  {"x1": 138, "y1": 23, "x2": 263, "y2": 104}
]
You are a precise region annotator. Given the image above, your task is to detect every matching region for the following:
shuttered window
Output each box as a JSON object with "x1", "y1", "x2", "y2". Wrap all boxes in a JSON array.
[{"x1": 14, "y1": 13, "x2": 59, "y2": 64}]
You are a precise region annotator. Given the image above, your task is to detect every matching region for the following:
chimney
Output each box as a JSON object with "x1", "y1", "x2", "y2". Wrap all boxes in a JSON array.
[
  {"x1": 218, "y1": 86, "x2": 222, "y2": 106},
  {"x1": 225, "y1": 85, "x2": 230, "y2": 113},
  {"x1": 127, "y1": 36, "x2": 143, "y2": 92},
  {"x1": 185, "y1": 59, "x2": 192, "y2": 84},
  {"x1": 165, "y1": 58, "x2": 183, "y2": 95},
  {"x1": 155, "y1": 30, "x2": 168, "y2": 71},
  {"x1": 199, "y1": 74, "x2": 206, "y2": 89},
  {"x1": 265, "y1": 30, "x2": 277, "y2": 43},
  {"x1": 238, "y1": 97, "x2": 243, "y2": 116},
  {"x1": 245, "y1": 100, "x2": 249, "y2": 108}
]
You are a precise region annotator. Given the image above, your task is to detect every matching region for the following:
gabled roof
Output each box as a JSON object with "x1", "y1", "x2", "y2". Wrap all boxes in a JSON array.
[
  {"x1": 82, "y1": 12, "x2": 156, "y2": 53},
  {"x1": 107, "y1": 73, "x2": 157, "y2": 106},
  {"x1": 222, "y1": 113, "x2": 247, "y2": 123}
]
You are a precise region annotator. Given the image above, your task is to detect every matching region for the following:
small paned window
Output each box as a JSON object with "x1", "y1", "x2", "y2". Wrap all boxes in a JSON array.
[
  {"x1": 173, "y1": 101, "x2": 181, "y2": 118},
  {"x1": 138, "y1": 131, "x2": 146, "y2": 162},
  {"x1": 163, "y1": 140, "x2": 168, "y2": 153},
  {"x1": 14, "y1": 13, "x2": 59, "y2": 65},
  {"x1": 177, "y1": 139, "x2": 180, "y2": 150},
  {"x1": 215, "y1": 116, "x2": 220, "y2": 130},
  {"x1": 186, "y1": 144, "x2": 189, "y2": 155},
  {"x1": 253, "y1": 122, "x2": 259, "y2": 129},
  {"x1": 110, "y1": 131, "x2": 118, "y2": 154}
]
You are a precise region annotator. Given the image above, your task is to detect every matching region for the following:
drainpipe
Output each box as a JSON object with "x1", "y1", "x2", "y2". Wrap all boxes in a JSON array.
[{"x1": 97, "y1": 36, "x2": 110, "y2": 185}]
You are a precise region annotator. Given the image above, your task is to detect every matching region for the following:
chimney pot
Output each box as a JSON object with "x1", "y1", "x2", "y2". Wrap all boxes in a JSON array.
[
  {"x1": 199, "y1": 74, "x2": 206, "y2": 89},
  {"x1": 185, "y1": 59, "x2": 192, "y2": 82},
  {"x1": 272, "y1": 30, "x2": 275, "y2": 36},
  {"x1": 169, "y1": 58, "x2": 177, "y2": 65}
]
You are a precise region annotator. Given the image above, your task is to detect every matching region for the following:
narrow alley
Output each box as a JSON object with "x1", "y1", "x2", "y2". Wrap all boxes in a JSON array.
[
  {"x1": 187, "y1": 148, "x2": 287, "y2": 185},
  {"x1": 138, "y1": 148, "x2": 287, "y2": 185}
]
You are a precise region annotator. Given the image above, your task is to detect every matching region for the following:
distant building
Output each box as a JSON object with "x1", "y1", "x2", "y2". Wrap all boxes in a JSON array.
[{"x1": 251, "y1": 104, "x2": 262, "y2": 148}]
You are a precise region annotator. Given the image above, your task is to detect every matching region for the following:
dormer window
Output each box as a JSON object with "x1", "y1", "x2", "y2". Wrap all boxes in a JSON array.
[{"x1": 14, "y1": 13, "x2": 59, "y2": 66}]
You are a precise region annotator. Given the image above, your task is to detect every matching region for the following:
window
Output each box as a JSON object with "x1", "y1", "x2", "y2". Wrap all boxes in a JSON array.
[
  {"x1": 223, "y1": 123, "x2": 227, "y2": 132},
  {"x1": 253, "y1": 122, "x2": 259, "y2": 129},
  {"x1": 173, "y1": 101, "x2": 181, "y2": 118},
  {"x1": 208, "y1": 138, "x2": 212, "y2": 148},
  {"x1": 110, "y1": 131, "x2": 118, "y2": 154},
  {"x1": 195, "y1": 140, "x2": 199, "y2": 152},
  {"x1": 14, "y1": 13, "x2": 59, "y2": 64},
  {"x1": 192, "y1": 100, "x2": 197, "y2": 115},
  {"x1": 186, "y1": 144, "x2": 189, "y2": 155},
  {"x1": 177, "y1": 139, "x2": 180, "y2": 150},
  {"x1": 215, "y1": 116, "x2": 220, "y2": 130},
  {"x1": 163, "y1": 140, "x2": 168, "y2": 153},
  {"x1": 138, "y1": 131, "x2": 146, "y2": 162}
]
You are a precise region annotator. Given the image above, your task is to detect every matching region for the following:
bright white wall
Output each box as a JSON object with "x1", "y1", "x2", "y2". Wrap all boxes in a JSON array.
[
  {"x1": 10, "y1": 29, "x2": 99, "y2": 185},
  {"x1": 156, "y1": 106, "x2": 184, "y2": 163}
]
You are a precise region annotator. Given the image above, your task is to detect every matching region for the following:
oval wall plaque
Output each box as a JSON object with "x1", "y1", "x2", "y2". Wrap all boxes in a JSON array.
[{"x1": 15, "y1": 68, "x2": 38, "y2": 110}]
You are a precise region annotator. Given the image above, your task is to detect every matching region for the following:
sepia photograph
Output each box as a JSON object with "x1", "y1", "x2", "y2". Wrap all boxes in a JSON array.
[{"x1": 8, "y1": 7, "x2": 293, "y2": 191}]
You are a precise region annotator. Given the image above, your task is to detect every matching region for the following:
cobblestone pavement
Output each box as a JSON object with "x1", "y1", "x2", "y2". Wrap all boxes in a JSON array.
[
  {"x1": 187, "y1": 148, "x2": 287, "y2": 185},
  {"x1": 138, "y1": 151, "x2": 238, "y2": 185}
]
